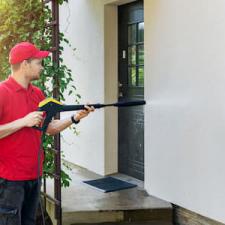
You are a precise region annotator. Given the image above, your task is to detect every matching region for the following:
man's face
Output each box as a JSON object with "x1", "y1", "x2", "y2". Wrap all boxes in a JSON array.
[{"x1": 25, "y1": 58, "x2": 44, "y2": 81}]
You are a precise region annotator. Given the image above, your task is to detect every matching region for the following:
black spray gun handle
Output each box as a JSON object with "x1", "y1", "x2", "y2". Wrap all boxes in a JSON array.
[{"x1": 33, "y1": 98, "x2": 146, "y2": 133}]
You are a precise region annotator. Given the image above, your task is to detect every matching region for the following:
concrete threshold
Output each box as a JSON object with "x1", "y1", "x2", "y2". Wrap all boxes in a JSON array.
[{"x1": 44, "y1": 162, "x2": 172, "y2": 225}]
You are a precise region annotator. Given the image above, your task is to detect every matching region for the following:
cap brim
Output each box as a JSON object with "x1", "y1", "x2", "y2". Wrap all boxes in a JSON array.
[{"x1": 34, "y1": 50, "x2": 50, "y2": 59}]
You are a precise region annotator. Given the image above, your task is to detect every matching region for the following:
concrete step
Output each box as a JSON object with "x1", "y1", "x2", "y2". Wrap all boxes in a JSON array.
[
  {"x1": 72, "y1": 222, "x2": 173, "y2": 225},
  {"x1": 61, "y1": 208, "x2": 172, "y2": 225},
  {"x1": 45, "y1": 163, "x2": 172, "y2": 225}
]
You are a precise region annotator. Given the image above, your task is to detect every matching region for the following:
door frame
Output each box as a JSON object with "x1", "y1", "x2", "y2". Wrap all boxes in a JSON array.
[{"x1": 104, "y1": 0, "x2": 143, "y2": 175}]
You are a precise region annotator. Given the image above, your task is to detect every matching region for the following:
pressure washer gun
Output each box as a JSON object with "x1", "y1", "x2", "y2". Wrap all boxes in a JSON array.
[{"x1": 34, "y1": 98, "x2": 146, "y2": 132}]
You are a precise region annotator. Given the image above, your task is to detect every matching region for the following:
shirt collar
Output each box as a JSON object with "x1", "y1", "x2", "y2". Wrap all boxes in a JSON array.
[{"x1": 7, "y1": 76, "x2": 34, "y2": 93}]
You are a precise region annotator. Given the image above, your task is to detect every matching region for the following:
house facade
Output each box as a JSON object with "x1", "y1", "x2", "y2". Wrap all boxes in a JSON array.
[{"x1": 60, "y1": 0, "x2": 225, "y2": 224}]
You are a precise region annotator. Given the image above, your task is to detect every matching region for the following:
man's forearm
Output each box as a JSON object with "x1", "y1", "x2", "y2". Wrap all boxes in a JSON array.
[
  {"x1": 0, "y1": 118, "x2": 26, "y2": 139},
  {"x1": 46, "y1": 106, "x2": 94, "y2": 135},
  {"x1": 46, "y1": 117, "x2": 74, "y2": 136}
]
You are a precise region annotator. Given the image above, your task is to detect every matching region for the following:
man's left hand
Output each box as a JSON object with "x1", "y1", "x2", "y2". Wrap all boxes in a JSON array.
[{"x1": 74, "y1": 105, "x2": 95, "y2": 122}]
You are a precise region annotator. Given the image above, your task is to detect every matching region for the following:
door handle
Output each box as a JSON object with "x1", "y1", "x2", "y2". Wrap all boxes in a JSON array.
[{"x1": 118, "y1": 82, "x2": 123, "y2": 97}]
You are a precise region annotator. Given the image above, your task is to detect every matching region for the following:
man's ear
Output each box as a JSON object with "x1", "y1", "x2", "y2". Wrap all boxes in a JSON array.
[
  {"x1": 20, "y1": 60, "x2": 30, "y2": 70},
  {"x1": 20, "y1": 60, "x2": 26, "y2": 67}
]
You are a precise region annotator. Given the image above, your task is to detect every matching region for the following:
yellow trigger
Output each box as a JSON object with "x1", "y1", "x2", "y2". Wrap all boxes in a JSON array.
[{"x1": 39, "y1": 98, "x2": 63, "y2": 107}]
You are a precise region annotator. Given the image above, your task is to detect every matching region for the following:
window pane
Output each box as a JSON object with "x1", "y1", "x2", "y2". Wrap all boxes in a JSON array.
[
  {"x1": 128, "y1": 45, "x2": 136, "y2": 66},
  {"x1": 138, "y1": 22, "x2": 144, "y2": 42},
  {"x1": 128, "y1": 67, "x2": 136, "y2": 86},
  {"x1": 138, "y1": 66, "x2": 144, "y2": 86},
  {"x1": 138, "y1": 45, "x2": 144, "y2": 65},
  {"x1": 128, "y1": 24, "x2": 137, "y2": 45}
]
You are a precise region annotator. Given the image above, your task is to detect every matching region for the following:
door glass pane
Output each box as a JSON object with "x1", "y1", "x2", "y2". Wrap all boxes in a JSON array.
[
  {"x1": 138, "y1": 45, "x2": 144, "y2": 65},
  {"x1": 128, "y1": 66, "x2": 136, "y2": 86},
  {"x1": 128, "y1": 24, "x2": 137, "y2": 45},
  {"x1": 128, "y1": 45, "x2": 136, "y2": 65},
  {"x1": 138, "y1": 66, "x2": 144, "y2": 86},
  {"x1": 138, "y1": 22, "x2": 144, "y2": 42}
]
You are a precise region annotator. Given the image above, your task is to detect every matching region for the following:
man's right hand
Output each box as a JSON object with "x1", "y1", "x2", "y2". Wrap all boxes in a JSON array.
[
  {"x1": 22, "y1": 112, "x2": 44, "y2": 127},
  {"x1": 0, "y1": 111, "x2": 44, "y2": 139}
]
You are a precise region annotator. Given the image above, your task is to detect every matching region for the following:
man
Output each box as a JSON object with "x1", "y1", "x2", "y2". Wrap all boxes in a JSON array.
[{"x1": 0, "y1": 42, "x2": 94, "y2": 225}]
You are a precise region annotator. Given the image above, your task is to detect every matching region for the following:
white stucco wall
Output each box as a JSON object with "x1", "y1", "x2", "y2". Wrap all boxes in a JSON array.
[
  {"x1": 60, "y1": 0, "x2": 225, "y2": 223},
  {"x1": 145, "y1": 0, "x2": 225, "y2": 223},
  {"x1": 59, "y1": 0, "x2": 105, "y2": 175}
]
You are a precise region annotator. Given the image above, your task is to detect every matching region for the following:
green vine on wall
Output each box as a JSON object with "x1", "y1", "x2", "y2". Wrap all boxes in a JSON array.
[{"x1": 0, "y1": 0, "x2": 79, "y2": 187}]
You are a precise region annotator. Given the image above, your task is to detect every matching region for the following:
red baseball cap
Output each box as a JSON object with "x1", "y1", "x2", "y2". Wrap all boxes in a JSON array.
[{"x1": 9, "y1": 42, "x2": 50, "y2": 65}]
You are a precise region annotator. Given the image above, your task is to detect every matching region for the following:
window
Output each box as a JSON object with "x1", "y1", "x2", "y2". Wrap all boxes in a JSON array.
[{"x1": 128, "y1": 22, "x2": 144, "y2": 87}]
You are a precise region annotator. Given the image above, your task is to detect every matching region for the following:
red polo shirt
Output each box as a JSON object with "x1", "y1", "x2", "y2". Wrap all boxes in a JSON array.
[{"x1": 0, "y1": 76, "x2": 45, "y2": 180}]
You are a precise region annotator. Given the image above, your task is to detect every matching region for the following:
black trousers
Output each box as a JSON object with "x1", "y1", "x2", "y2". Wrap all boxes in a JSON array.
[{"x1": 0, "y1": 178, "x2": 41, "y2": 225}]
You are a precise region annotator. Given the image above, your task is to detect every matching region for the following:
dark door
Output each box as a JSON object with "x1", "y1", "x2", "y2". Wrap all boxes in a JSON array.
[{"x1": 118, "y1": 0, "x2": 144, "y2": 180}]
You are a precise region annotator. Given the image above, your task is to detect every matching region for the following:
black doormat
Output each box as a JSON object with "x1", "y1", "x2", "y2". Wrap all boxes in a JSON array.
[{"x1": 83, "y1": 176, "x2": 137, "y2": 193}]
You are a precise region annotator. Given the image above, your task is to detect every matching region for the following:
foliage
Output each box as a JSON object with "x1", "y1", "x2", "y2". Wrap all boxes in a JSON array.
[{"x1": 0, "y1": 0, "x2": 79, "y2": 187}]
